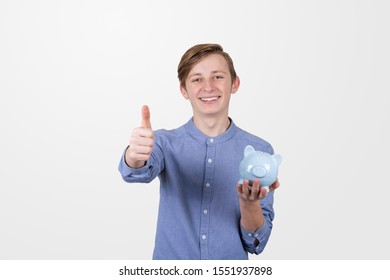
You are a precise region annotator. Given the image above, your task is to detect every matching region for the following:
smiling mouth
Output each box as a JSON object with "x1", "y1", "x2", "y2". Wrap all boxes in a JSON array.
[{"x1": 199, "y1": 96, "x2": 220, "y2": 102}]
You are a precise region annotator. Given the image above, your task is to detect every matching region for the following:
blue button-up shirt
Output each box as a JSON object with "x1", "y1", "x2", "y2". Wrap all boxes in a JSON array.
[{"x1": 118, "y1": 118, "x2": 275, "y2": 260}]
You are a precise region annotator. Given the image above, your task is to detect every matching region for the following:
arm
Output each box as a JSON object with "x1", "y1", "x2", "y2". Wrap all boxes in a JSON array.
[{"x1": 236, "y1": 179, "x2": 280, "y2": 254}]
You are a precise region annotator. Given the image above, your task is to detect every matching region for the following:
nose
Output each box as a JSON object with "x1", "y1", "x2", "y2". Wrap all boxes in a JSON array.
[{"x1": 203, "y1": 79, "x2": 214, "y2": 92}]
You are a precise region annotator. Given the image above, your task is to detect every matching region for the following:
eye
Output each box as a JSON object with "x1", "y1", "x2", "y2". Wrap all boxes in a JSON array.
[
  {"x1": 215, "y1": 75, "x2": 224, "y2": 80},
  {"x1": 191, "y1": 78, "x2": 201, "y2": 83}
]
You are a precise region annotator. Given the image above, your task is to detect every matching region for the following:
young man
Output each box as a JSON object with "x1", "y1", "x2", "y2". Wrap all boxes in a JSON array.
[{"x1": 118, "y1": 44, "x2": 280, "y2": 260}]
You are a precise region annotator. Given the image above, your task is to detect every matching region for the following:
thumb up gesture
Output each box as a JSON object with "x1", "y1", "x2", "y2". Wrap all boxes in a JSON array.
[{"x1": 125, "y1": 105, "x2": 155, "y2": 168}]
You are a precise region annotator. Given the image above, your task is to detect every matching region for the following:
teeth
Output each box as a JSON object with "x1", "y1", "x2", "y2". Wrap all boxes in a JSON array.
[{"x1": 201, "y1": 97, "x2": 218, "y2": 101}]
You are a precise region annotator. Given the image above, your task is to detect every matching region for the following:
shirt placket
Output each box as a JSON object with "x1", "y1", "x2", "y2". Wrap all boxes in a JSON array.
[{"x1": 200, "y1": 138, "x2": 216, "y2": 260}]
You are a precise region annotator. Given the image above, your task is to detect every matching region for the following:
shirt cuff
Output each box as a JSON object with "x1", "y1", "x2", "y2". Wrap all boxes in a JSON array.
[{"x1": 240, "y1": 221, "x2": 271, "y2": 254}]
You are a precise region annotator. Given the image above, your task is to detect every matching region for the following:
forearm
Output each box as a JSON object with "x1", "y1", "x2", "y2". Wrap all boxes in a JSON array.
[
  {"x1": 236, "y1": 180, "x2": 276, "y2": 254},
  {"x1": 239, "y1": 198, "x2": 273, "y2": 254},
  {"x1": 239, "y1": 199, "x2": 264, "y2": 231}
]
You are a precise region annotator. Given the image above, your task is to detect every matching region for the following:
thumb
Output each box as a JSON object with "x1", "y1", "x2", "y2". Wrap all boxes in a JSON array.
[{"x1": 141, "y1": 105, "x2": 152, "y2": 129}]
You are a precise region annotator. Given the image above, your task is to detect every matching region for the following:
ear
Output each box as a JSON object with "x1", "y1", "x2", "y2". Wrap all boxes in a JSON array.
[
  {"x1": 231, "y1": 76, "x2": 240, "y2": 94},
  {"x1": 180, "y1": 85, "x2": 189, "y2": 100},
  {"x1": 244, "y1": 145, "x2": 255, "y2": 157},
  {"x1": 273, "y1": 154, "x2": 282, "y2": 165}
]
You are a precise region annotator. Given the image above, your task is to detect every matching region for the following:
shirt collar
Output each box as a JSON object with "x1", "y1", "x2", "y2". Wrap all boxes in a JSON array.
[{"x1": 184, "y1": 117, "x2": 237, "y2": 145}]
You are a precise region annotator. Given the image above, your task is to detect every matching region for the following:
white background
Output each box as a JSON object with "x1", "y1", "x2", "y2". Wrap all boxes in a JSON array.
[{"x1": 1, "y1": 0, "x2": 389, "y2": 260}]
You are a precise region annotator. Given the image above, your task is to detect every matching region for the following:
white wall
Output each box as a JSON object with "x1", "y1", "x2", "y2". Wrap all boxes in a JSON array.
[{"x1": 1, "y1": 0, "x2": 389, "y2": 259}]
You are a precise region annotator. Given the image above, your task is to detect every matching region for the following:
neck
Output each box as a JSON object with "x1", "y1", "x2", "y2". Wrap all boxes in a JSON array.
[{"x1": 193, "y1": 114, "x2": 231, "y2": 137}]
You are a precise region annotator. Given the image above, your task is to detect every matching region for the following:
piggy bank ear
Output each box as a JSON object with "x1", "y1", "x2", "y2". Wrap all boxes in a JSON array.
[
  {"x1": 273, "y1": 154, "x2": 282, "y2": 165},
  {"x1": 244, "y1": 145, "x2": 255, "y2": 157}
]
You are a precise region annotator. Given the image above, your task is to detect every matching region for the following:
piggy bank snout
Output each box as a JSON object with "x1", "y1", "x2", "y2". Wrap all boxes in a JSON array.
[{"x1": 252, "y1": 166, "x2": 267, "y2": 177}]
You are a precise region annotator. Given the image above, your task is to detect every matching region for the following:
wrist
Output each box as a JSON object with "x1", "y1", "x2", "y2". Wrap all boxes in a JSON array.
[{"x1": 239, "y1": 198, "x2": 260, "y2": 208}]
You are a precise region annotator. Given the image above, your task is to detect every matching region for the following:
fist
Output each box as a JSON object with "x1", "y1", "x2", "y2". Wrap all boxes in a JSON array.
[{"x1": 125, "y1": 105, "x2": 154, "y2": 168}]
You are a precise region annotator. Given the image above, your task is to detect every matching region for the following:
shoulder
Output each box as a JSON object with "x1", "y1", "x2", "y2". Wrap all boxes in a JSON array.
[
  {"x1": 234, "y1": 125, "x2": 274, "y2": 154},
  {"x1": 154, "y1": 124, "x2": 186, "y2": 143}
]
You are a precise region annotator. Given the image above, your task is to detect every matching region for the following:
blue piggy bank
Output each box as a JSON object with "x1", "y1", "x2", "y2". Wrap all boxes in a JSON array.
[{"x1": 238, "y1": 145, "x2": 282, "y2": 190}]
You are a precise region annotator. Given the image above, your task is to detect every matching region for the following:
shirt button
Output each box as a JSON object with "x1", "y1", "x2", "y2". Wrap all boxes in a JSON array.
[
  {"x1": 248, "y1": 233, "x2": 252, "y2": 237},
  {"x1": 203, "y1": 209, "x2": 208, "y2": 214},
  {"x1": 207, "y1": 158, "x2": 213, "y2": 163},
  {"x1": 254, "y1": 233, "x2": 259, "y2": 237},
  {"x1": 202, "y1": 235, "x2": 207, "y2": 240},
  {"x1": 210, "y1": 138, "x2": 214, "y2": 143},
  {"x1": 205, "y1": 183, "x2": 211, "y2": 188}
]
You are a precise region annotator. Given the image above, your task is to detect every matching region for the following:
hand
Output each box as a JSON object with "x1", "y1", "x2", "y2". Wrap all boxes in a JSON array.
[
  {"x1": 236, "y1": 179, "x2": 280, "y2": 203},
  {"x1": 236, "y1": 180, "x2": 266, "y2": 204},
  {"x1": 125, "y1": 105, "x2": 154, "y2": 168}
]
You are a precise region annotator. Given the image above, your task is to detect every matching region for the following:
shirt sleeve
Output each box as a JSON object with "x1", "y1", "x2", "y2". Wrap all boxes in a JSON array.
[
  {"x1": 118, "y1": 140, "x2": 165, "y2": 183},
  {"x1": 240, "y1": 191, "x2": 275, "y2": 255}
]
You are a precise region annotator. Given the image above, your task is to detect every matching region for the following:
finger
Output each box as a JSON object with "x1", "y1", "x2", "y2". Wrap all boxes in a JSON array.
[
  {"x1": 236, "y1": 184, "x2": 243, "y2": 195},
  {"x1": 258, "y1": 187, "x2": 268, "y2": 199},
  {"x1": 129, "y1": 154, "x2": 150, "y2": 162},
  {"x1": 269, "y1": 178, "x2": 280, "y2": 192},
  {"x1": 127, "y1": 148, "x2": 151, "y2": 162},
  {"x1": 242, "y1": 180, "x2": 250, "y2": 199},
  {"x1": 130, "y1": 133, "x2": 154, "y2": 147},
  {"x1": 130, "y1": 145, "x2": 153, "y2": 155},
  {"x1": 141, "y1": 105, "x2": 152, "y2": 129},
  {"x1": 132, "y1": 127, "x2": 154, "y2": 139},
  {"x1": 250, "y1": 180, "x2": 260, "y2": 200}
]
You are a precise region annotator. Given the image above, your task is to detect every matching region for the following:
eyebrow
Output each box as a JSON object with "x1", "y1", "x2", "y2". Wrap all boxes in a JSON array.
[
  {"x1": 188, "y1": 70, "x2": 228, "y2": 79},
  {"x1": 211, "y1": 70, "x2": 228, "y2": 75}
]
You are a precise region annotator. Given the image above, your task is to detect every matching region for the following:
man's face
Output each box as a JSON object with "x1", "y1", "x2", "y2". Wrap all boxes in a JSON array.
[{"x1": 180, "y1": 54, "x2": 240, "y2": 118}]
